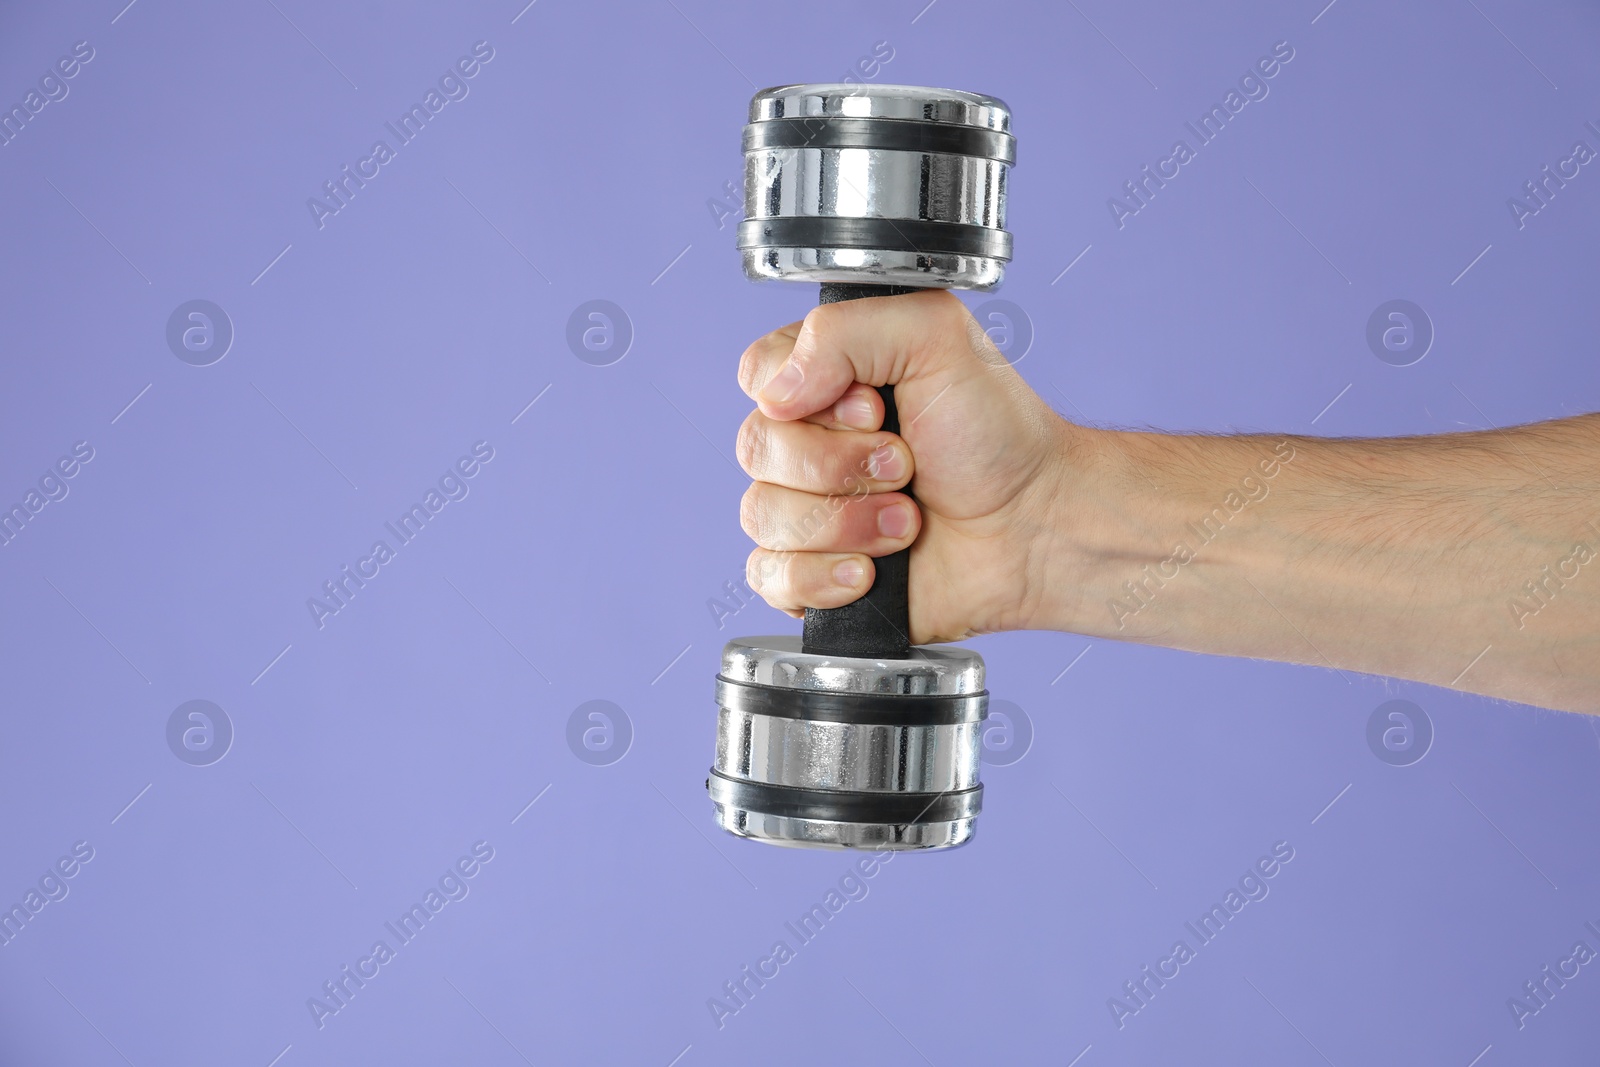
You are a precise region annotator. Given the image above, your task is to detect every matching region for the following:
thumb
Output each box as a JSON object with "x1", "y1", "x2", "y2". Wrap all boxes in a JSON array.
[{"x1": 754, "y1": 289, "x2": 979, "y2": 423}]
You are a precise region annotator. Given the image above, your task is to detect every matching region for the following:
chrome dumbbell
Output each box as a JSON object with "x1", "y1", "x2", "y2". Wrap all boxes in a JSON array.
[{"x1": 707, "y1": 83, "x2": 1017, "y2": 850}]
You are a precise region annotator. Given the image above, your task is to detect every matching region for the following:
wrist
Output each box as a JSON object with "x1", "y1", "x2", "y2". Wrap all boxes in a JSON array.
[{"x1": 1028, "y1": 425, "x2": 1292, "y2": 640}]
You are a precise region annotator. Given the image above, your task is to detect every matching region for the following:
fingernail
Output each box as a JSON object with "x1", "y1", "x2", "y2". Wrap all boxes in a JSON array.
[
  {"x1": 836, "y1": 394, "x2": 875, "y2": 429},
  {"x1": 833, "y1": 559, "x2": 865, "y2": 588},
  {"x1": 867, "y1": 444, "x2": 905, "y2": 482},
  {"x1": 761, "y1": 360, "x2": 804, "y2": 404},
  {"x1": 877, "y1": 502, "x2": 914, "y2": 539}
]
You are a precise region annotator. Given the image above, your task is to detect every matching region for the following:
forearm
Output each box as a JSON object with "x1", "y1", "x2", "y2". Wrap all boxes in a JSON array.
[{"x1": 1037, "y1": 414, "x2": 1600, "y2": 713}]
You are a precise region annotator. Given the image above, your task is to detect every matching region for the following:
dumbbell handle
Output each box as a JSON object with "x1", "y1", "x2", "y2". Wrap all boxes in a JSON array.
[{"x1": 801, "y1": 282, "x2": 918, "y2": 659}]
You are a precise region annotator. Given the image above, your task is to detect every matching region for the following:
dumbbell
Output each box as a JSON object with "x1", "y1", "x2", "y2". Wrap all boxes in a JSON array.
[{"x1": 706, "y1": 84, "x2": 1016, "y2": 850}]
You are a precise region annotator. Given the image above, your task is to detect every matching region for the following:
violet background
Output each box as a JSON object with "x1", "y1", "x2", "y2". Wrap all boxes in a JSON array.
[{"x1": 3, "y1": 1, "x2": 1599, "y2": 1064}]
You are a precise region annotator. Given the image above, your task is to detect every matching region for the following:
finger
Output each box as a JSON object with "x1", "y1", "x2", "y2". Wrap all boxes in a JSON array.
[
  {"x1": 736, "y1": 412, "x2": 912, "y2": 494},
  {"x1": 802, "y1": 381, "x2": 883, "y2": 431},
  {"x1": 741, "y1": 482, "x2": 920, "y2": 555},
  {"x1": 747, "y1": 548, "x2": 874, "y2": 612},
  {"x1": 743, "y1": 332, "x2": 882, "y2": 430},
  {"x1": 752, "y1": 289, "x2": 976, "y2": 422},
  {"x1": 737, "y1": 321, "x2": 803, "y2": 403}
]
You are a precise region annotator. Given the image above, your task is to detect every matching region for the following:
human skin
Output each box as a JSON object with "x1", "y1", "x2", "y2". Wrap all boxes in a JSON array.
[{"x1": 735, "y1": 290, "x2": 1600, "y2": 715}]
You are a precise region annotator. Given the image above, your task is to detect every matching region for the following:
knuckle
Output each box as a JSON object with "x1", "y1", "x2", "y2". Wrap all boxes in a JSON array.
[
  {"x1": 746, "y1": 550, "x2": 775, "y2": 597},
  {"x1": 737, "y1": 331, "x2": 782, "y2": 397},
  {"x1": 753, "y1": 550, "x2": 793, "y2": 602},
  {"x1": 734, "y1": 413, "x2": 766, "y2": 475},
  {"x1": 799, "y1": 304, "x2": 837, "y2": 351},
  {"x1": 738, "y1": 483, "x2": 766, "y2": 540},
  {"x1": 736, "y1": 342, "x2": 761, "y2": 397}
]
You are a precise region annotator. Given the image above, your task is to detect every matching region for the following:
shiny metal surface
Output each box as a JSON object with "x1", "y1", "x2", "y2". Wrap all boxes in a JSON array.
[
  {"x1": 715, "y1": 707, "x2": 981, "y2": 793},
  {"x1": 740, "y1": 246, "x2": 1006, "y2": 290},
  {"x1": 740, "y1": 83, "x2": 1014, "y2": 290},
  {"x1": 744, "y1": 148, "x2": 1006, "y2": 227},
  {"x1": 719, "y1": 84, "x2": 1011, "y2": 849},
  {"x1": 709, "y1": 805, "x2": 976, "y2": 851},
  {"x1": 720, "y1": 635, "x2": 984, "y2": 694},
  {"x1": 749, "y1": 83, "x2": 1011, "y2": 132},
  {"x1": 710, "y1": 636, "x2": 987, "y2": 851}
]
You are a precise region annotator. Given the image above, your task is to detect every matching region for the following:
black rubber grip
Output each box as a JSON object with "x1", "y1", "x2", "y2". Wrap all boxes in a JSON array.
[{"x1": 802, "y1": 282, "x2": 920, "y2": 659}]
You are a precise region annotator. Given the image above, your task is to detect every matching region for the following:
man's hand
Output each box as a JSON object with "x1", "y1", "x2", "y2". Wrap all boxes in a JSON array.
[
  {"x1": 735, "y1": 289, "x2": 1069, "y2": 644},
  {"x1": 733, "y1": 288, "x2": 1600, "y2": 714}
]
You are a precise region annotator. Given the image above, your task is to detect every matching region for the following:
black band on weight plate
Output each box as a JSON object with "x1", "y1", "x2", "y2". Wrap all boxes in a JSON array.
[
  {"x1": 736, "y1": 217, "x2": 1013, "y2": 261},
  {"x1": 707, "y1": 771, "x2": 983, "y2": 825},
  {"x1": 742, "y1": 116, "x2": 1017, "y2": 165},
  {"x1": 715, "y1": 676, "x2": 988, "y2": 727}
]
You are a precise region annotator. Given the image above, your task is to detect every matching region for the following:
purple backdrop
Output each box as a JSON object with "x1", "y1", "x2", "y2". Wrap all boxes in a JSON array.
[{"x1": 3, "y1": 1, "x2": 1599, "y2": 1064}]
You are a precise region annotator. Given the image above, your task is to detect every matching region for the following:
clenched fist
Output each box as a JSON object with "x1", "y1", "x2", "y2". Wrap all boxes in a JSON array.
[{"x1": 735, "y1": 289, "x2": 1071, "y2": 645}]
